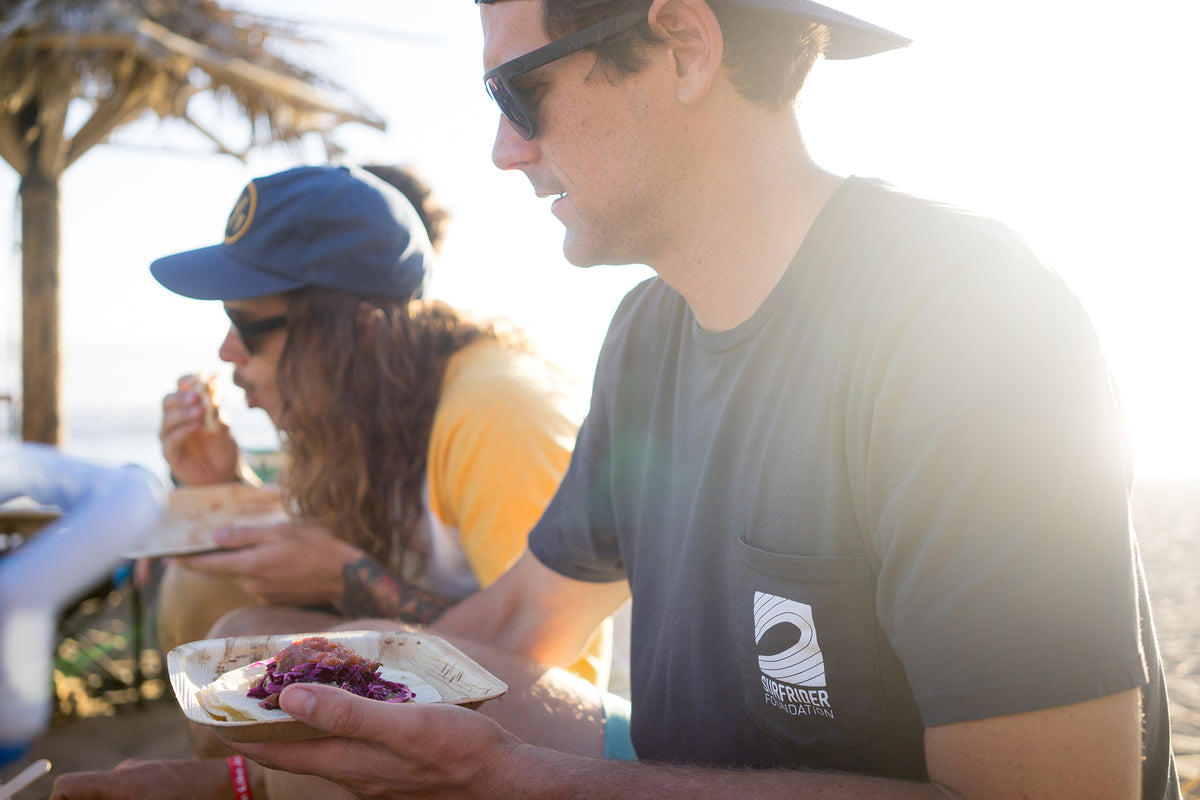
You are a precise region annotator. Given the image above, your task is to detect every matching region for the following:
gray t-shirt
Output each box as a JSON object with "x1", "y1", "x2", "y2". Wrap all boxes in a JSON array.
[{"x1": 530, "y1": 177, "x2": 1177, "y2": 795}]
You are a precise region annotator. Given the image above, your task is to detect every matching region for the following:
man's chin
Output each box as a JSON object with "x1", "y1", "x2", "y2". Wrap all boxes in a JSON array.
[
  {"x1": 562, "y1": 234, "x2": 617, "y2": 269},
  {"x1": 245, "y1": 395, "x2": 280, "y2": 424}
]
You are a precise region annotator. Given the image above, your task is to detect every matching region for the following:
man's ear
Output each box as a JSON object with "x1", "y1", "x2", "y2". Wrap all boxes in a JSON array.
[{"x1": 647, "y1": 0, "x2": 723, "y2": 105}]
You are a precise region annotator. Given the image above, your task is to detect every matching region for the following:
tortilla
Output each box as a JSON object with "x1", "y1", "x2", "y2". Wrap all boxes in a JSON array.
[{"x1": 196, "y1": 658, "x2": 441, "y2": 723}]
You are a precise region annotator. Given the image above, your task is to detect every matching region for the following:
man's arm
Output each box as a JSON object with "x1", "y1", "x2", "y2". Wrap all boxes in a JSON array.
[
  {"x1": 233, "y1": 684, "x2": 1142, "y2": 800},
  {"x1": 340, "y1": 555, "x2": 454, "y2": 625},
  {"x1": 431, "y1": 550, "x2": 630, "y2": 669},
  {"x1": 520, "y1": 688, "x2": 1142, "y2": 799},
  {"x1": 177, "y1": 523, "x2": 459, "y2": 624},
  {"x1": 924, "y1": 688, "x2": 1142, "y2": 798}
]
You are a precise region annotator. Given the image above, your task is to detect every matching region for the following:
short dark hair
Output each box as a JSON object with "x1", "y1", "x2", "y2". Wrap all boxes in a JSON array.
[{"x1": 539, "y1": 0, "x2": 828, "y2": 110}]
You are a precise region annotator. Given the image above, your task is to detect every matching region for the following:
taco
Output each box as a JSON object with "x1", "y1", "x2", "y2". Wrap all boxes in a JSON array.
[{"x1": 197, "y1": 636, "x2": 440, "y2": 723}]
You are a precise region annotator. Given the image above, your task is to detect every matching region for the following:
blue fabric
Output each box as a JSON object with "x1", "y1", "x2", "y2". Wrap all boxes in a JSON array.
[
  {"x1": 601, "y1": 691, "x2": 637, "y2": 762},
  {"x1": 0, "y1": 743, "x2": 30, "y2": 770}
]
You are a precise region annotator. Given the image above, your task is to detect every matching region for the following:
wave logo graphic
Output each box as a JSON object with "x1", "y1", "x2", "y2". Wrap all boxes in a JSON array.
[{"x1": 754, "y1": 592, "x2": 826, "y2": 687}]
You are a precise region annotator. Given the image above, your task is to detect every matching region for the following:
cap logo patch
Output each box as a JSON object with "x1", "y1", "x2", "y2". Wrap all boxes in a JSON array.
[{"x1": 224, "y1": 182, "x2": 258, "y2": 244}]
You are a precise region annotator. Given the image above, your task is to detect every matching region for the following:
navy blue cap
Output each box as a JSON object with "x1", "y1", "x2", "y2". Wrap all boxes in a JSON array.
[
  {"x1": 0, "y1": 742, "x2": 30, "y2": 769},
  {"x1": 151, "y1": 165, "x2": 433, "y2": 301}
]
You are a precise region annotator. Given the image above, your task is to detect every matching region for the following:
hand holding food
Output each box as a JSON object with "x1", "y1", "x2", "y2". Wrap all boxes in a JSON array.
[
  {"x1": 230, "y1": 681, "x2": 524, "y2": 800},
  {"x1": 160, "y1": 372, "x2": 241, "y2": 486}
]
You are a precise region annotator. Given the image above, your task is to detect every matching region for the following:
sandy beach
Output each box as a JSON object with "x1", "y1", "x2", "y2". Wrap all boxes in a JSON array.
[
  {"x1": 1133, "y1": 477, "x2": 1200, "y2": 788},
  {"x1": 3, "y1": 475, "x2": 1199, "y2": 798}
]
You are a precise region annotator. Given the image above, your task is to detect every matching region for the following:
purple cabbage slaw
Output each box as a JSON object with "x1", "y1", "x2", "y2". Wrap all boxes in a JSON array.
[{"x1": 247, "y1": 659, "x2": 416, "y2": 710}]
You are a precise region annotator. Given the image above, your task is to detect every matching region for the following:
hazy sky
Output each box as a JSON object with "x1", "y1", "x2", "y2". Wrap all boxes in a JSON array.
[{"x1": 1, "y1": 0, "x2": 1197, "y2": 477}]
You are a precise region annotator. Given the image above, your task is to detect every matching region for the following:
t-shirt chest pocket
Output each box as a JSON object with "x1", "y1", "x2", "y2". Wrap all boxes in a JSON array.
[{"x1": 736, "y1": 537, "x2": 891, "y2": 758}]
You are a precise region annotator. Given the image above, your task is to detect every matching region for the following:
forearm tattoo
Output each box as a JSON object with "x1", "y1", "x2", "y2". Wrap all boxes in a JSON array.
[{"x1": 340, "y1": 555, "x2": 455, "y2": 625}]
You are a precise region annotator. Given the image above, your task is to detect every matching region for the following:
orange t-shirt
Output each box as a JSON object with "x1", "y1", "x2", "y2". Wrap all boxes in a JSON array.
[{"x1": 421, "y1": 342, "x2": 609, "y2": 687}]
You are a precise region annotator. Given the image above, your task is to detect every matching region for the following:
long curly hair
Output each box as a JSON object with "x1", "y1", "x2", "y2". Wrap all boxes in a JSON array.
[{"x1": 274, "y1": 291, "x2": 518, "y2": 574}]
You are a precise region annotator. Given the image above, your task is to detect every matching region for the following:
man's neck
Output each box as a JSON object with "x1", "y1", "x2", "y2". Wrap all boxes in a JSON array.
[{"x1": 650, "y1": 117, "x2": 842, "y2": 333}]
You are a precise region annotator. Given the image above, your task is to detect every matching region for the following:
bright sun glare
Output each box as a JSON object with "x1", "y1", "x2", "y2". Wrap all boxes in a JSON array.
[{"x1": 1, "y1": 0, "x2": 1197, "y2": 479}]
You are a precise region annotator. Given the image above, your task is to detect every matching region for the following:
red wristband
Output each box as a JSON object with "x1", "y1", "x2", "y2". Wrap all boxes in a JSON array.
[{"x1": 227, "y1": 754, "x2": 253, "y2": 800}]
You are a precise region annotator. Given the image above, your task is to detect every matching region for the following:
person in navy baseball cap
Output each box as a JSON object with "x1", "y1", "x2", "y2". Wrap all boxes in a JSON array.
[
  {"x1": 150, "y1": 164, "x2": 433, "y2": 301},
  {"x1": 137, "y1": 160, "x2": 609, "y2": 754}
]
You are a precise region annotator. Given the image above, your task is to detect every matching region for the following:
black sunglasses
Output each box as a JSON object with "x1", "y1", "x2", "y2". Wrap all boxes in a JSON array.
[
  {"x1": 482, "y1": 7, "x2": 647, "y2": 140},
  {"x1": 228, "y1": 313, "x2": 287, "y2": 356}
]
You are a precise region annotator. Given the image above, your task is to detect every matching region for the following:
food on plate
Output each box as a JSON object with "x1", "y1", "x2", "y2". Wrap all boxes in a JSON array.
[
  {"x1": 179, "y1": 371, "x2": 220, "y2": 430},
  {"x1": 122, "y1": 483, "x2": 287, "y2": 559},
  {"x1": 196, "y1": 636, "x2": 440, "y2": 723}
]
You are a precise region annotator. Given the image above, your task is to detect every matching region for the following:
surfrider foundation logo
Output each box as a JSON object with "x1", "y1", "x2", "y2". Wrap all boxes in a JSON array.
[
  {"x1": 754, "y1": 591, "x2": 826, "y2": 685},
  {"x1": 224, "y1": 182, "x2": 258, "y2": 244},
  {"x1": 754, "y1": 591, "x2": 835, "y2": 720}
]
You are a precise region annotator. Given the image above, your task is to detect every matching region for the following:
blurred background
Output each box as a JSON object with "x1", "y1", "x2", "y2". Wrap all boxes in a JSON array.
[{"x1": 1, "y1": 0, "x2": 1197, "y2": 483}]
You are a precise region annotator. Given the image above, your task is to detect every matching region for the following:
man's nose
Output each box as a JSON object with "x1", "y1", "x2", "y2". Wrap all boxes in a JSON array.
[
  {"x1": 491, "y1": 115, "x2": 539, "y2": 172},
  {"x1": 218, "y1": 327, "x2": 246, "y2": 364}
]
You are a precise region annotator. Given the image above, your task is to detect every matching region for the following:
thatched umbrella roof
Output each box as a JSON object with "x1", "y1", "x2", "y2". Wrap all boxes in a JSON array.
[
  {"x1": 0, "y1": 0, "x2": 385, "y2": 171},
  {"x1": 0, "y1": 0, "x2": 386, "y2": 444}
]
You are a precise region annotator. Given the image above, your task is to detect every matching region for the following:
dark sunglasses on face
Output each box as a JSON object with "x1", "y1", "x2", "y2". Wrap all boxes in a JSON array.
[
  {"x1": 228, "y1": 313, "x2": 287, "y2": 356},
  {"x1": 481, "y1": 7, "x2": 647, "y2": 140}
]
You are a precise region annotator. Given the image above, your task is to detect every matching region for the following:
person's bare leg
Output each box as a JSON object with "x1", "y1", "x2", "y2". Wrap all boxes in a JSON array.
[
  {"x1": 208, "y1": 604, "x2": 345, "y2": 639},
  {"x1": 156, "y1": 561, "x2": 259, "y2": 655}
]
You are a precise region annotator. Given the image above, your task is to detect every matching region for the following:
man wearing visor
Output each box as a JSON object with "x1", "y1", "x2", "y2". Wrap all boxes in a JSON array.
[{"x1": 222, "y1": 1, "x2": 1178, "y2": 798}]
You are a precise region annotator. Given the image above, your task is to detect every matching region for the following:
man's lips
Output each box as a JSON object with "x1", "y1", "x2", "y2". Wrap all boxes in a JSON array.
[
  {"x1": 233, "y1": 376, "x2": 255, "y2": 406},
  {"x1": 536, "y1": 191, "x2": 569, "y2": 219}
]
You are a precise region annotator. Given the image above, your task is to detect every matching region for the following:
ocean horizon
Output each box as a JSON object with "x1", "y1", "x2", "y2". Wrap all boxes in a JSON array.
[
  {"x1": 3, "y1": 340, "x2": 1198, "y2": 483},
  {"x1": 1, "y1": 340, "x2": 279, "y2": 485}
]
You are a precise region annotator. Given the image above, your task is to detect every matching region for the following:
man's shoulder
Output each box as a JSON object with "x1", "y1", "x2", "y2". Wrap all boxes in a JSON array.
[
  {"x1": 828, "y1": 177, "x2": 1031, "y2": 258},
  {"x1": 805, "y1": 177, "x2": 1055, "y2": 323}
]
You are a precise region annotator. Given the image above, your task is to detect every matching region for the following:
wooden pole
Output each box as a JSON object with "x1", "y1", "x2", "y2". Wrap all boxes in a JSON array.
[{"x1": 19, "y1": 165, "x2": 63, "y2": 445}]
